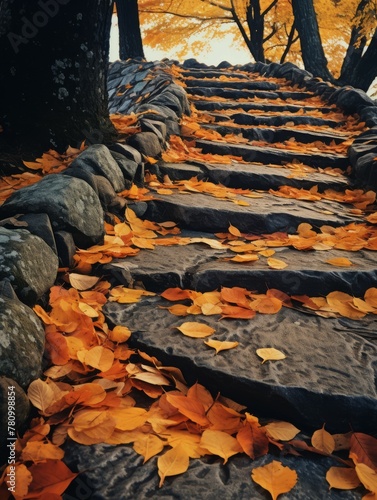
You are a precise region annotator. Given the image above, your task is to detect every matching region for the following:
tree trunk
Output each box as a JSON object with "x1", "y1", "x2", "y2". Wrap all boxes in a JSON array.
[
  {"x1": 291, "y1": 0, "x2": 333, "y2": 81},
  {"x1": 0, "y1": 0, "x2": 116, "y2": 162},
  {"x1": 344, "y1": 28, "x2": 377, "y2": 91},
  {"x1": 246, "y1": 0, "x2": 265, "y2": 62},
  {"x1": 116, "y1": 0, "x2": 145, "y2": 60}
]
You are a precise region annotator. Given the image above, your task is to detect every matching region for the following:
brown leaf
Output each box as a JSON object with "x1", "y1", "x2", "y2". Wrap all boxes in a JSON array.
[
  {"x1": 350, "y1": 433, "x2": 377, "y2": 471},
  {"x1": 326, "y1": 466, "x2": 361, "y2": 490},
  {"x1": 237, "y1": 421, "x2": 269, "y2": 459}
]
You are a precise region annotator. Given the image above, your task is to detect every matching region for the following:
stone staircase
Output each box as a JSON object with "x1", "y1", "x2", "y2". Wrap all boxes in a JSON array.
[{"x1": 64, "y1": 61, "x2": 377, "y2": 498}]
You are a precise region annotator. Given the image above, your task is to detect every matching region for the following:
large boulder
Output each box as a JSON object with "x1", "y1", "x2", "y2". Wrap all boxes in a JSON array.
[
  {"x1": 0, "y1": 175, "x2": 104, "y2": 248},
  {"x1": 0, "y1": 281, "x2": 45, "y2": 387},
  {"x1": 0, "y1": 376, "x2": 30, "y2": 452},
  {"x1": 0, "y1": 227, "x2": 58, "y2": 304}
]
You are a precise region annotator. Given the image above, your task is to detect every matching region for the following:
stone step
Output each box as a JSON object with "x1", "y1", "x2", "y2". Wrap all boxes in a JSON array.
[
  {"x1": 184, "y1": 78, "x2": 279, "y2": 91},
  {"x1": 104, "y1": 296, "x2": 377, "y2": 433},
  {"x1": 228, "y1": 112, "x2": 343, "y2": 128},
  {"x1": 64, "y1": 440, "x2": 364, "y2": 499},
  {"x1": 181, "y1": 69, "x2": 251, "y2": 80},
  {"x1": 186, "y1": 86, "x2": 314, "y2": 101},
  {"x1": 158, "y1": 162, "x2": 349, "y2": 192},
  {"x1": 195, "y1": 139, "x2": 349, "y2": 170},
  {"x1": 193, "y1": 99, "x2": 337, "y2": 115},
  {"x1": 143, "y1": 191, "x2": 357, "y2": 234},
  {"x1": 106, "y1": 237, "x2": 377, "y2": 296},
  {"x1": 199, "y1": 123, "x2": 348, "y2": 145}
]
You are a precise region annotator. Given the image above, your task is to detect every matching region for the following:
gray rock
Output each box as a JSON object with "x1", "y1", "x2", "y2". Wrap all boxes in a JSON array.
[
  {"x1": 0, "y1": 286, "x2": 45, "y2": 387},
  {"x1": 110, "y1": 151, "x2": 140, "y2": 188},
  {"x1": 127, "y1": 132, "x2": 162, "y2": 157},
  {"x1": 3, "y1": 213, "x2": 57, "y2": 255},
  {"x1": 0, "y1": 175, "x2": 104, "y2": 248},
  {"x1": 140, "y1": 118, "x2": 167, "y2": 143},
  {"x1": 108, "y1": 143, "x2": 143, "y2": 165},
  {"x1": 151, "y1": 91, "x2": 184, "y2": 116},
  {"x1": 0, "y1": 376, "x2": 30, "y2": 451},
  {"x1": 138, "y1": 103, "x2": 180, "y2": 122},
  {"x1": 94, "y1": 175, "x2": 127, "y2": 213},
  {"x1": 332, "y1": 87, "x2": 375, "y2": 114},
  {"x1": 63, "y1": 441, "x2": 363, "y2": 499},
  {"x1": 54, "y1": 230, "x2": 76, "y2": 268},
  {"x1": 70, "y1": 144, "x2": 125, "y2": 192},
  {"x1": 104, "y1": 296, "x2": 377, "y2": 433},
  {"x1": 0, "y1": 227, "x2": 58, "y2": 304},
  {"x1": 63, "y1": 165, "x2": 99, "y2": 194}
]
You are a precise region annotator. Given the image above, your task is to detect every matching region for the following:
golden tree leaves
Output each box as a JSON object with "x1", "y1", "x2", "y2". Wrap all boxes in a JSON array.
[{"x1": 251, "y1": 460, "x2": 298, "y2": 499}]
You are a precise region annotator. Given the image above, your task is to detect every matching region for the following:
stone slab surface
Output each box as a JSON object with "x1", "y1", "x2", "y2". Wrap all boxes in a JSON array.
[
  {"x1": 194, "y1": 99, "x2": 336, "y2": 115},
  {"x1": 104, "y1": 297, "x2": 377, "y2": 433},
  {"x1": 63, "y1": 441, "x2": 363, "y2": 499},
  {"x1": 144, "y1": 191, "x2": 358, "y2": 234},
  {"x1": 195, "y1": 139, "x2": 349, "y2": 169},
  {"x1": 106, "y1": 241, "x2": 377, "y2": 297}
]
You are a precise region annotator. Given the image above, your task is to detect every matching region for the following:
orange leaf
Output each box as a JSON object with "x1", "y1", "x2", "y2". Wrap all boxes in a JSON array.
[
  {"x1": 355, "y1": 463, "x2": 377, "y2": 493},
  {"x1": 326, "y1": 257, "x2": 353, "y2": 267},
  {"x1": 133, "y1": 433, "x2": 165, "y2": 463},
  {"x1": 264, "y1": 421, "x2": 300, "y2": 441},
  {"x1": 21, "y1": 441, "x2": 64, "y2": 462},
  {"x1": 267, "y1": 257, "x2": 288, "y2": 269},
  {"x1": 228, "y1": 223, "x2": 242, "y2": 237},
  {"x1": 26, "y1": 460, "x2": 77, "y2": 498},
  {"x1": 166, "y1": 393, "x2": 209, "y2": 426},
  {"x1": 311, "y1": 425, "x2": 335, "y2": 454},
  {"x1": 220, "y1": 305, "x2": 256, "y2": 319},
  {"x1": 108, "y1": 325, "x2": 131, "y2": 343},
  {"x1": 157, "y1": 444, "x2": 190, "y2": 487},
  {"x1": 237, "y1": 421, "x2": 269, "y2": 459},
  {"x1": 81, "y1": 346, "x2": 114, "y2": 372},
  {"x1": 200, "y1": 429, "x2": 242, "y2": 464},
  {"x1": 161, "y1": 287, "x2": 192, "y2": 301},
  {"x1": 350, "y1": 433, "x2": 377, "y2": 471},
  {"x1": 251, "y1": 460, "x2": 298, "y2": 500},
  {"x1": 204, "y1": 339, "x2": 239, "y2": 354},
  {"x1": 326, "y1": 467, "x2": 361, "y2": 490}
]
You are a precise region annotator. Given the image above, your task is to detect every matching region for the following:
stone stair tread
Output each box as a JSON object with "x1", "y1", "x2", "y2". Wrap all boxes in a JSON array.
[
  {"x1": 229, "y1": 111, "x2": 343, "y2": 128},
  {"x1": 63, "y1": 440, "x2": 364, "y2": 500},
  {"x1": 159, "y1": 161, "x2": 349, "y2": 191},
  {"x1": 195, "y1": 139, "x2": 349, "y2": 169},
  {"x1": 186, "y1": 86, "x2": 314, "y2": 101},
  {"x1": 184, "y1": 78, "x2": 279, "y2": 90},
  {"x1": 199, "y1": 123, "x2": 349, "y2": 145},
  {"x1": 143, "y1": 191, "x2": 358, "y2": 233},
  {"x1": 181, "y1": 69, "x2": 251, "y2": 79},
  {"x1": 106, "y1": 238, "x2": 377, "y2": 296},
  {"x1": 194, "y1": 99, "x2": 337, "y2": 115},
  {"x1": 104, "y1": 296, "x2": 377, "y2": 432}
]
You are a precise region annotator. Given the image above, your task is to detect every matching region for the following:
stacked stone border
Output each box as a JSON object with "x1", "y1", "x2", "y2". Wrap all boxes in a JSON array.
[{"x1": 0, "y1": 57, "x2": 376, "y2": 445}]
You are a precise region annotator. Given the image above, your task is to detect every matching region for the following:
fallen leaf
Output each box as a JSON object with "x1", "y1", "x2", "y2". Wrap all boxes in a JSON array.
[
  {"x1": 108, "y1": 325, "x2": 131, "y2": 343},
  {"x1": 26, "y1": 460, "x2": 77, "y2": 497},
  {"x1": 264, "y1": 421, "x2": 300, "y2": 441},
  {"x1": 133, "y1": 433, "x2": 165, "y2": 463},
  {"x1": 204, "y1": 339, "x2": 239, "y2": 354},
  {"x1": 166, "y1": 393, "x2": 209, "y2": 426},
  {"x1": 256, "y1": 348, "x2": 286, "y2": 364},
  {"x1": 311, "y1": 425, "x2": 335, "y2": 454},
  {"x1": 81, "y1": 346, "x2": 114, "y2": 372},
  {"x1": 27, "y1": 379, "x2": 56, "y2": 413},
  {"x1": 157, "y1": 444, "x2": 190, "y2": 487},
  {"x1": 251, "y1": 460, "x2": 298, "y2": 499},
  {"x1": 267, "y1": 257, "x2": 288, "y2": 269},
  {"x1": 326, "y1": 466, "x2": 361, "y2": 490},
  {"x1": 326, "y1": 257, "x2": 353, "y2": 267},
  {"x1": 350, "y1": 433, "x2": 377, "y2": 471},
  {"x1": 176, "y1": 322, "x2": 215, "y2": 338},
  {"x1": 355, "y1": 463, "x2": 377, "y2": 493},
  {"x1": 228, "y1": 223, "x2": 242, "y2": 237},
  {"x1": 69, "y1": 273, "x2": 100, "y2": 290},
  {"x1": 200, "y1": 429, "x2": 242, "y2": 464},
  {"x1": 236, "y1": 421, "x2": 269, "y2": 459}
]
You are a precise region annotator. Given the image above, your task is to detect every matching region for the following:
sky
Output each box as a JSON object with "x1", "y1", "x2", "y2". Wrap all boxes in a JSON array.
[{"x1": 109, "y1": 16, "x2": 252, "y2": 66}]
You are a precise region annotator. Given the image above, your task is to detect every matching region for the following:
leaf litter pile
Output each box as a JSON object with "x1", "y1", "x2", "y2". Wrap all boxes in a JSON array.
[{"x1": 2, "y1": 67, "x2": 377, "y2": 499}]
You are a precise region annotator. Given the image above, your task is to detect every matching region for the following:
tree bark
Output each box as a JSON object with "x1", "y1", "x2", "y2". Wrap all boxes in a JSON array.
[
  {"x1": 291, "y1": 0, "x2": 333, "y2": 81},
  {"x1": 0, "y1": 0, "x2": 116, "y2": 162},
  {"x1": 344, "y1": 28, "x2": 377, "y2": 91},
  {"x1": 116, "y1": 0, "x2": 145, "y2": 60}
]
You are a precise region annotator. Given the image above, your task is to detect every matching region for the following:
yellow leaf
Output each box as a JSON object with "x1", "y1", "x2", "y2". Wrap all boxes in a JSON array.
[
  {"x1": 326, "y1": 467, "x2": 361, "y2": 490},
  {"x1": 189, "y1": 237, "x2": 227, "y2": 249},
  {"x1": 200, "y1": 429, "x2": 242, "y2": 464},
  {"x1": 201, "y1": 303, "x2": 223, "y2": 315},
  {"x1": 228, "y1": 223, "x2": 242, "y2": 237},
  {"x1": 264, "y1": 421, "x2": 300, "y2": 441},
  {"x1": 108, "y1": 325, "x2": 132, "y2": 343},
  {"x1": 83, "y1": 346, "x2": 114, "y2": 372},
  {"x1": 133, "y1": 434, "x2": 165, "y2": 463},
  {"x1": 110, "y1": 407, "x2": 148, "y2": 431},
  {"x1": 267, "y1": 257, "x2": 288, "y2": 269},
  {"x1": 204, "y1": 339, "x2": 239, "y2": 354},
  {"x1": 256, "y1": 348, "x2": 286, "y2": 364},
  {"x1": 311, "y1": 425, "x2": 335, "y2": 454},
  {"x1": 326, "y1": 257, "x2": 353, "y2": 267},
  {"x1": 68, "y1": 273, "x2": 100, "y2": 290},
  {"x1": 21, "y1": 441, "x2": 65, "y2": 462},
  {"x1": 132, "y1": 371, "x2": 171, "y2": 386},
  {"x1": 27, "y1": 379, "x2": 56, "y2": 413},
  {"x1": 78, "y1": 302, "x2": 99, "y2": 318},
  {"x1": 157, "y1": 444, "x2": 190, "y2": 487},
  {"x1": 157, "y1": 188, "x2": 174, "y2": 195},
  {"x1": 176, "y1": 322, "x2": 215, "y2": 338},
  {"x1": 259, "y1": 249, "x2": 275, "y2": 257},
  {"x1": 229, "y1": 254, "x2": 259, "y2": 263},
  {"x1": 355, "y1": 463, "x2": 377, "y2": 493},
  {"x1": 251, "y1": 460, "x2": 298, "y2": 500}
]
